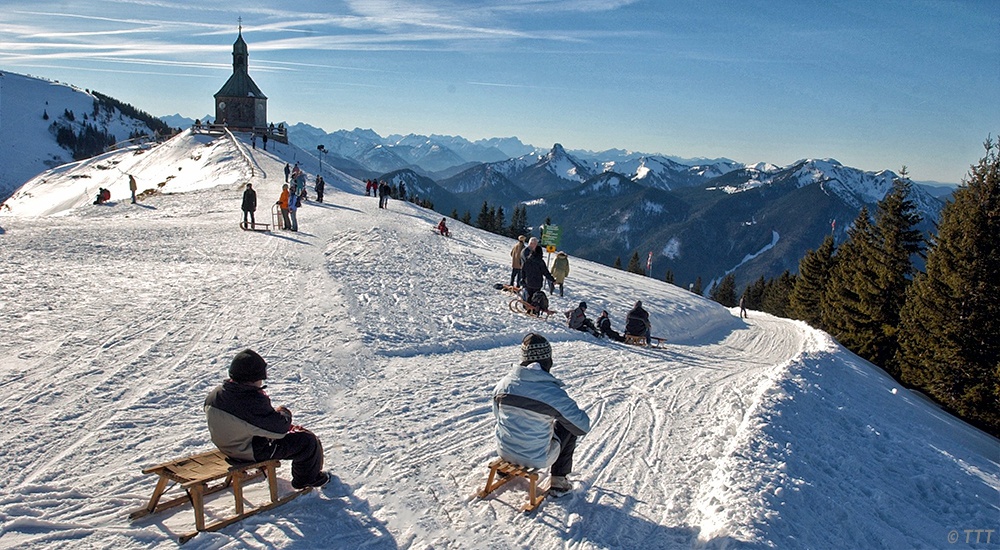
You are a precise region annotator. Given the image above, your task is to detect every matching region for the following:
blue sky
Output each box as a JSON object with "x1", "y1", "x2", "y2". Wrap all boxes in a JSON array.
[{"x1": 1, "y1": 0, "x2": 996, "y2": 183}]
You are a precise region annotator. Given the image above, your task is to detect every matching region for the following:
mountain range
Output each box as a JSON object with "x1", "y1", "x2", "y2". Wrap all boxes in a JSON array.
[{"x1": 4, "y1": 72, "x2": 948, "y2": 290}]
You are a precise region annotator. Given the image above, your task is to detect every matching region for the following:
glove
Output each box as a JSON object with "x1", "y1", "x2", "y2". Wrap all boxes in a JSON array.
[{"x1": 548, "y1": 281, "x2": 555, "y2": 294}]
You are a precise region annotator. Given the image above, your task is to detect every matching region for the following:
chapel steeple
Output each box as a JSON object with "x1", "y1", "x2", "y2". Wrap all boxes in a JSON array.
[{"x1": 213, "y1": 20, "x2": 267, "y2": 130}]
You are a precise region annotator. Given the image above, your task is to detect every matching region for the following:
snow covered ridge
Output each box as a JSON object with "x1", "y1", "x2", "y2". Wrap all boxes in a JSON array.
[{"x1": 0, "y1": 131, "x2": 995, "y2": 548}]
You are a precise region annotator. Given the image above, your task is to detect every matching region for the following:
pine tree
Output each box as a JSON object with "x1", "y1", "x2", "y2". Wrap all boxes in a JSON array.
[
  {"x1": 476, "y1": 202, "x2": 492, "y2": 231},
  {"x1": 867, "y1": 170, "x2": 924, "y2": 375},
  {"x1": 692, "y1": 277, "x2": 703, "y2": 296},
  {"x1": 508, "y1": 205, "x2": 529, "y2": 238},
  {"x1": 664, "y1": 269, "x2": 674, "y2": 284},
  {"x1": 711, "y1": 273, "x2": 738, "y2": 307},
  {"x1": 461, "y1": 211, "x2": 472, "y2": 225},
  {"x1": 494, "y1": 206, "x2": 506, "y2": 236},
  {"x1": 788, "y1": 235, "x2": 836, "y2": 328},
  {"x1": 613, "y1": 257, "x2": 622, "y2": 270},
  {"x1": 626, "y1": 252, "x2": 644, "y2": 275},
  {"x1": 761, "y1": 270, "x2": 795, "y2": 317},
  {"x1": 897, "y1": 138, "x2": 1000, "y2": 435},
  {"x1": 743, "y1": 276, "x2": 766, "y2": 311},
  {"x1": 822, "y1": 208, "x2": 882, "y2": 357},
  {"x1": 451, "y1": 208, "x2": 459, "y2": 220}
]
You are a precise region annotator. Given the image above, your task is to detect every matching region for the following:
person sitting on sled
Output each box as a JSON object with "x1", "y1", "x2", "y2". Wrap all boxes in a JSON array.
[
  {"x1": 492, "y1": 333, "x2": 590, "y2": 493},
  {"x1": 625, "y1": 300, "x2": 651, "y2": 345},
  {"x1": 204, "y1": 349, "x2": 330, "y2": 489},
  {"x1": 437, "y1": 218, "x2": 450, "y2": 237},
  {"x1": 565, "y1": 301, "x2": 600, "y2": 337},
  {"x1": 597, "y1": 310, "x2": 625, "y2": 342}
]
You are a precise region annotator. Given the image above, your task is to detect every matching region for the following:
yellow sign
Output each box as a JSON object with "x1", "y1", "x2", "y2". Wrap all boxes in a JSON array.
[{"x1": 546, "y1": 245, "x2": 556, "y2": 253}]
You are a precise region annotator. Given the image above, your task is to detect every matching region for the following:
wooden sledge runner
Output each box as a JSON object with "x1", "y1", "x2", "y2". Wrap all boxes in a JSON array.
[
  {"x1": 129, "y1": 448, "x2": 310, "y2": 544},
  {"x1": 240, "y1": 221, "x2": 271, "y2": 231},
  {"x1": 508, "y1": 298, "x2": 553, "y2": 320},
  {"x1": 477, "y1": 458, "x2": 547, "y2": 512},
  {"x1": 624, "y1": 334, "x2": 667, "y2": 348}
]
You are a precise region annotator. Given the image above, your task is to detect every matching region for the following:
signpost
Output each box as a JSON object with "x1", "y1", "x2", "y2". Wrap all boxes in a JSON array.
[{"x1": 540, "y1": 224, "x2": 561, "y2": 266}]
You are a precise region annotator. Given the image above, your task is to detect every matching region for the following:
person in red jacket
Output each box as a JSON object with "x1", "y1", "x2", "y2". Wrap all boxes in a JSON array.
[
  {"x1": 204, "y1": 349, "x2": 329, "y2": 489},
  {"x1": 437, "y1": 218, "x2": 450, "y2": 237}
]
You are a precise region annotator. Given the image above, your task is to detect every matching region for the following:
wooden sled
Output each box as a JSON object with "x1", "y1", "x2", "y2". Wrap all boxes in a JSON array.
[
  {"x1": 240, "y1": 221, "x2": 271, "y2": 231},
  {"x1": 624, "y1": 334, "x2": 666, "y2": 348},
  {"x1": 508, "y1": 298, "x2": 552, "y2": 320},
  {"x1": 129, "y1": 449, "x2": 310, "y2": 544},
  {"x1": 493, "y1": 283, "x2": 521, "y2": 295},
  {"x1": 477, "y1": 458, "x2": 546, "y2": 512}
]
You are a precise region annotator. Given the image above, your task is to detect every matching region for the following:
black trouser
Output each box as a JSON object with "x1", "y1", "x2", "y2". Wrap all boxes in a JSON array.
[
  {"x1": 551, "y1": 423, "x2": 577, "y2": 477},
  {"x1": 253, "y1": 430, "x2": 324, "y2": 486},
  {"x1": 243, "y1": 210, "x2": 255, "y2": 225},
  {"x1": 510, "y1": 268, "x2": 521, "y2": 287}
]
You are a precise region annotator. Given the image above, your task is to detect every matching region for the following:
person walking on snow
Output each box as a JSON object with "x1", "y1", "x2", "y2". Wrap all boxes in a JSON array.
[
  {"x1": 128, "y1": 174, "x2": 138, "y2": 204},
  {"x1": 492, "y1": 333, "x2": 590, "y2": 494},
  {"x1": 284, "y1": 163, "x2": 291, "y2": 183},
  {"x1": 510, "y1": 235, "x2": 526, "y2": 287},
  {"x1": 739, "y1": 293, "x2": 748, "y2": 319},
  {"x1": 241, "y1": 183, "x2": 257, "y2": 227},
  {"x1": 378, "y1": 181, "x2": 390, "y2": 209},
  {"x1": 551, "y1": 251, "x2": 570, "y2": 297},
  {"x1": 315, "y1": 175, "x2": 325, "y2": 203},
  {"x1": 204, "y1": 349, "x2": 330, "y2": 490},
  {"x1": 520, "y1": 245, "x2": 556, "y2": 305}
]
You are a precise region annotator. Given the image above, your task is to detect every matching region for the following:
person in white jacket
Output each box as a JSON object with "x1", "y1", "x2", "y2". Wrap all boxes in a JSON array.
[{"x1": 491, "y1": 333, "x2": 590, "y2": 492}]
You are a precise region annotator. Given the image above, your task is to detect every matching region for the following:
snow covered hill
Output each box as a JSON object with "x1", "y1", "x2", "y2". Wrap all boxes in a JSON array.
[
  {"x1": 0, "y1": 71, "x2": 167, "y2": 203},
  {"x1": 0, "y1": 131, "x2": 996, "y2": 549}
]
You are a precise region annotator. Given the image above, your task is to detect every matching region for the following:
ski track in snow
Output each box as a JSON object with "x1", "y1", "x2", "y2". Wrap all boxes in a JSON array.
[{"x1": 0, "y1": 132, "x2": 996, "y2": 549}]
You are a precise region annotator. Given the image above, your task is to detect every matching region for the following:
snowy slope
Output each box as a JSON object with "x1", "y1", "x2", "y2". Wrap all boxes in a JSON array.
[
  {"x1": 0, "y1": 133, "x2": 996, "y2": 549},
  {"x1": 0, "y1": 71, "x2": 161, "y2": 202}
]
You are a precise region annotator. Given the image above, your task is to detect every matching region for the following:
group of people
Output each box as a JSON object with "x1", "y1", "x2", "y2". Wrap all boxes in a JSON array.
[
  {"x1": 209, "y1": 332, "x2": 590, "y2": 496},
  {"x1": 510, "y1": 237, "x2": 571, "y2": 297},
  {"x1": 507, "y1": 235, "x2": 655, "y2": 344}
]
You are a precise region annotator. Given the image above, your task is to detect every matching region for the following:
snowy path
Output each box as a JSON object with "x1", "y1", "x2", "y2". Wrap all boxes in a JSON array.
[{"x1": 0, "y1": 133, "x2": 995, "y2": 549}]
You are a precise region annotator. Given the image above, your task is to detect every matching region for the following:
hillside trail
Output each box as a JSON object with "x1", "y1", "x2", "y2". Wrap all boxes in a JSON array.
[{"x1": 0, "y1": 135, "x2": 818, "y2": 548}]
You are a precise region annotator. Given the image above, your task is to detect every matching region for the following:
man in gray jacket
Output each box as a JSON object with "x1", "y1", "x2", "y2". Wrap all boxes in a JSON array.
[
  {"x1": 492, "y1": 333, "x2": 590, "y2": 493},
  {"x1": 205, "y1": 349, "x2": 329, "y2": 489}
]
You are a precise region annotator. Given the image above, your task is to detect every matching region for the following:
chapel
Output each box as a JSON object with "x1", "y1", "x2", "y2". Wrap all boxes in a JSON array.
[{"x1": 213, "y1": 24, "x2": 267, "y2": 130}]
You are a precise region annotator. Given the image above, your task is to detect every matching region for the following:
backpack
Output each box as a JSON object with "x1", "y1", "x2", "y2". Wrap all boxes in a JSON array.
[{"x1": 530, "y1": 290, "x2": 549, "y2": 313}]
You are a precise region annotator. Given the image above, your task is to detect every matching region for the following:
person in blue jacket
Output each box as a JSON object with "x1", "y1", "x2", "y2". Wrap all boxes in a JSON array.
[{"x1": 491, "y1": 333, "x2": 590, "y2": 493}]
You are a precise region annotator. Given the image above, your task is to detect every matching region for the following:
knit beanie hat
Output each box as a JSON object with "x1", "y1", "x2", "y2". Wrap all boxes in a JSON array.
[
  {"x1": 521, "y1": 333, "x2": 552, "y2": 371},
  {"x1": 229, "y1": 349, "x2": 268, "y2": 382}
]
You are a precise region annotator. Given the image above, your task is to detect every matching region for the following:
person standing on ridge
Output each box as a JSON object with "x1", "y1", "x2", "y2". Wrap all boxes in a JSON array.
[
  {"x1": 520, "y1": 245, "x2": 556, "y2": 307},
  {"x1": 315, "y1": 175, "x2": 325, "y2": 203},
  {"x1": 277, "y1": 184, "x2": 291, "y2": 230},
  {"x1": 551, "y1": 251, "x2": 570, "y2": 297},
  {"x1": 128, "y1": 174, "x2": 138, "y2": 204},
  {"x1": 510, "y1": 235, "x2": 526, "y2": 287},
  {"x1": 241, "y1": 183, "x2": 257, "y2": 227}
]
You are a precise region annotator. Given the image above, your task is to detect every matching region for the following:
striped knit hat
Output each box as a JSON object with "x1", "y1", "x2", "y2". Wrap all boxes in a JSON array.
[{"x1": 521, "y1": 333, "x2": 552, "y2": 368}]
